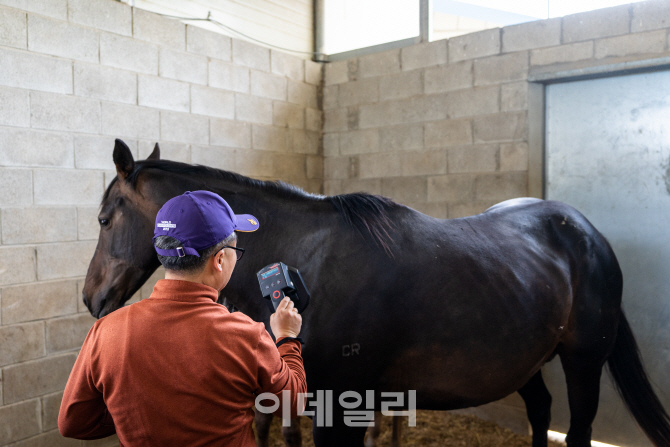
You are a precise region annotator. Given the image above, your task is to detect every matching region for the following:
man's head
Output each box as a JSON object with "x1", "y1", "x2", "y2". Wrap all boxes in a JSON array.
[
  {"x1": 153, "y1": 232, "x2": 237, "y2": 273},
  {"x1": 152, "y1": 191, "x2": 259, "y2": 289}
]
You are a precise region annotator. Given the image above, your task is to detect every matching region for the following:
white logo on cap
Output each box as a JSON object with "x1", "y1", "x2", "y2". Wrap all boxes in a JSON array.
[{"x1": 157, "y1": 220, "x2": 176, "y2": 230}]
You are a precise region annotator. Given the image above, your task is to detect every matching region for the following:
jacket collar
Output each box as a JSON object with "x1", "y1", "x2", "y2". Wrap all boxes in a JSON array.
[{"x1": 149, "y1": 279, "x2": 220, "y2": 303}]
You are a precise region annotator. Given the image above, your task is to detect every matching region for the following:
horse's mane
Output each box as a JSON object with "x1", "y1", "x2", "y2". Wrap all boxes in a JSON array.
[
  {"x1": 105, "y1": 159, "x2": 400, "y2": 257},
  {"x1": 329, "y1": 193, "x2": 398, "y2": 257}
]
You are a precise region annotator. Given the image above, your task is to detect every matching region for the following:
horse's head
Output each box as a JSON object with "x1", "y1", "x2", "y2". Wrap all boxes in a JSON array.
[
  {"x1": 82, "y1": 140, "x2": 289, "y2": 322},
  {"x1": 83, "y1": 139, "x2": 177, "y2": 318}
]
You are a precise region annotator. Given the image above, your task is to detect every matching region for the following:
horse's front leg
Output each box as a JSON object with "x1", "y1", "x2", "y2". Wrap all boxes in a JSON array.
[
  {"x1": 363, "y1": 413, "x2": 402, "y2": 447},
  {"x1": 281, "y1": 417, "x2": 303, "y2": 447},
  {"x1": 255, "y1": 410, "x2": 273, "y2": 447},
  {"x1": 364, "y1": 412, "x2": 382, "y2": 447},
  {"x1": 391, "y1": 415, "x2": 402, "y2": 447}
]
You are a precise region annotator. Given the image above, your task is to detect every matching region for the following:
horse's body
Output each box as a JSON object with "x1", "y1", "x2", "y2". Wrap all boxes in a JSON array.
[{"x1": 82, "y1": 141, "x2": 670, "y2": 446}]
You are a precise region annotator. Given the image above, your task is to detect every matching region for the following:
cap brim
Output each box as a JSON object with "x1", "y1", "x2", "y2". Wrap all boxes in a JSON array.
[{"x1": 234, "y1": 214, "x2": 260, "y2": 232}]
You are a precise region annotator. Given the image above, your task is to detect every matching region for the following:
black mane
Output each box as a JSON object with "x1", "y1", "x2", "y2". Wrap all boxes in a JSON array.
[
  {"x1": 329, "y1": 193, "x2": 398, "y2": 257},
  {"x1": 106, "y1": 159, "x2": 400, "y2": 256},
  {"x1": 133, "y1": 159, "x2": 321, "y2": 200}
]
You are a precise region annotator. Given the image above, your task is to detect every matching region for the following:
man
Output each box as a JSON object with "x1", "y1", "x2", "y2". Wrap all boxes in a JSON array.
[{"x1": 59, "y1": 190, "x2": 306, "y2": 446}]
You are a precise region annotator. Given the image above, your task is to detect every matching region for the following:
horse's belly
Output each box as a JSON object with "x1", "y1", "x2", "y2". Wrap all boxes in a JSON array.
[
  {"x1": 377, "y1": 260, "x2": 572, "y2": 408},
  {"x1": 377, "y1": 328, "x2": 560, "y2": 410}
]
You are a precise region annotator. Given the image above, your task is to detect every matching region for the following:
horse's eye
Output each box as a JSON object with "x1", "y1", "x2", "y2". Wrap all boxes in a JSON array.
[{"x1": 99, "y1": 218, "x2": 110, "y2": 227}]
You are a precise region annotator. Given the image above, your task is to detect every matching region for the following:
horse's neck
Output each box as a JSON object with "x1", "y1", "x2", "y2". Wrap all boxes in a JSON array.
[
  {"x1": 205, "y1": 181, "x2": 331, "y2": 253},
  {"x1": 212, "y1": 185, "x2": 330, "y2": 322},
  {"x1": 253, "y1": 197, "x2": 331, "y2": 244},
  {"x1": 213, "y1": 182, "x2": 328, "y2": 225}
]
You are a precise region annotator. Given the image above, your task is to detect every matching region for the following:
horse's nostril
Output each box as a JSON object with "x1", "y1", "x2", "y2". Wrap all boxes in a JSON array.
[{"x1": 82, "y1": 293, "x2": 89, "y2": 309}]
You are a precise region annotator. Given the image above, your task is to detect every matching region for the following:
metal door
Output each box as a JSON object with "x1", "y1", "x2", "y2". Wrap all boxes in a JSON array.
[{"x1": 544, "y1": 70, "x2": 670, "y2": 446}]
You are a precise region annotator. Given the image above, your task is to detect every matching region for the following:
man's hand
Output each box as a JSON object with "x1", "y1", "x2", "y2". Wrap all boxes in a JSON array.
[{"x1": 270, "y1": 297, "x2": 302, "y2": 339}]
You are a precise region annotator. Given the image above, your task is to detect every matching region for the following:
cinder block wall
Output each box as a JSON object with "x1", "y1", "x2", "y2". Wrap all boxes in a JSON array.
[
  {"x1": 323, "y1": 0, "x2": 670, "y2": 219},
  {"x1": 322, "y1": 29, "x2": 528, "y2": 219},
  {"x1": 0, "y1": 0, "x2": 320, "y2": 445},
  {"x1": 322, "y1": 0, "x2": 670, "y2": 436}
]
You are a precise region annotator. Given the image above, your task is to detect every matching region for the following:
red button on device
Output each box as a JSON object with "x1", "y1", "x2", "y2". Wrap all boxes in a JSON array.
[{"x1": 272, "y1": 290, "x2": 281, "y2": 299}]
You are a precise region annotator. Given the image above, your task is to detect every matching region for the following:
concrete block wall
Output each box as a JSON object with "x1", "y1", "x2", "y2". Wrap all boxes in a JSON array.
[
  {"x1": 323, "y1": 36, "x2": 529, "y2": 219},
  {"x1": 323, "y1": 0, "x2": 670, "y2": 221},
  {"x1": 0, "y1": 1, "x2": 320, "y2": 445}
]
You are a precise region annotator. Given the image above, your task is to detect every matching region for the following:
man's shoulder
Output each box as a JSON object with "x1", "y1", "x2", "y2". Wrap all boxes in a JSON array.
[
  {"x1": 79, "y1": 304, "x2": 134, "y2": 346},
  {"x1": 92, "y1": 299, "x2": 265, "y2": 340},
  {"x1": 223, "y1": 311, "x2": 265, "y2": 333},
  {"x1": 90, "y1": 303, "x2": 133, "y2": 329}
]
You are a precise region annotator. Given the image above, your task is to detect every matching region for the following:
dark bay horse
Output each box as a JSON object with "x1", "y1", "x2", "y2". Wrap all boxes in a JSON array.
[{"x1": 82, "y1": 140, "x2": 670, "y2": 447}]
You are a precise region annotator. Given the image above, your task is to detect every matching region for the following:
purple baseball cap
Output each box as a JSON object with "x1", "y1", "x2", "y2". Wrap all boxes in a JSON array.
[{"x1": 153, "y1": 191, "x2": 259, "y2": 258}]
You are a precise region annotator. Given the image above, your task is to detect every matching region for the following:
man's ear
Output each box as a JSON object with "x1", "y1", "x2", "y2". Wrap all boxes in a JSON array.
[{"x1": 213, "y1": 250, "x2": 224, "y2": 272}]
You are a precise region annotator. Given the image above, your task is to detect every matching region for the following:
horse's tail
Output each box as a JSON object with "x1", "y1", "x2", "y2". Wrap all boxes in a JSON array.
[{"x1": 607, "y1": 312, "x2": 670, "y2": 445}]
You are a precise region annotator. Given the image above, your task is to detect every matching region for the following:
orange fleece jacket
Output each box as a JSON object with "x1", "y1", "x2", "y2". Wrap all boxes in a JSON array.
[{"x1": 59, "y1": 279, "x2": 306, "y2": 446}]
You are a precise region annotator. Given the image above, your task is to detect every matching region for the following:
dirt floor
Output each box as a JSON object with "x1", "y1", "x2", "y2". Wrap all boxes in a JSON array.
[{"x1": 262, "y1": 411, "x2": 565, "y2": 446}]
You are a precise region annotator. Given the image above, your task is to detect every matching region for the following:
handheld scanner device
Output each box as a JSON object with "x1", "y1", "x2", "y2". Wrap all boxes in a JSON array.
[{"x1": 256, "y1": 262, "x2": 310, "y2": 313}]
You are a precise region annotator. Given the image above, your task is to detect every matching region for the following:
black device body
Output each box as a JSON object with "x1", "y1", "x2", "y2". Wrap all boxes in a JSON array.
[{"x1": 256, "y1": 262, "x2": 310, "y2": 313}]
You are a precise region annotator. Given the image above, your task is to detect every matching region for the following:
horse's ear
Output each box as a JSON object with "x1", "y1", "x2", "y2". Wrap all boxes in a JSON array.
[
  {"x1": 113, "y1": 139, "x2": 135, "y2": 180},
  {"x1": 147, "y1": 143, "x2": 160, "y2": 160}
]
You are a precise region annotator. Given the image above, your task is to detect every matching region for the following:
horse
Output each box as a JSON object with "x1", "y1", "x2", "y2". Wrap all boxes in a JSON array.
[{"x1": 82, "y1": 139, "x2": 670, "y2": 447}]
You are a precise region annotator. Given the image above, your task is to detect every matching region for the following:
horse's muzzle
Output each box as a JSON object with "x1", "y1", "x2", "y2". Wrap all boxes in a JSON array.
[{"x1": 83, "y1": 292, "x2": 108, "y2": 319}]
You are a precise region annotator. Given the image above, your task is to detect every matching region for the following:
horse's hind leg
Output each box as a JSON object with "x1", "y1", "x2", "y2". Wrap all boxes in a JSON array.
[
  {"x1": 559, "y1": 353, "x2": 604, "y2": 447},
  {"x1": 518, "y1": 370, "x2": 552, "y2": 447}
]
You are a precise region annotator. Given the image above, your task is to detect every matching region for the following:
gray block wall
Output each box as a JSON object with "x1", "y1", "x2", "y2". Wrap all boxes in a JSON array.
[
  {"x1": 0, "y1": 0, "x2": 321, "y2": 445},
  {"x1": 323, "y1": 36, "x2": 530, "y2": 218}
]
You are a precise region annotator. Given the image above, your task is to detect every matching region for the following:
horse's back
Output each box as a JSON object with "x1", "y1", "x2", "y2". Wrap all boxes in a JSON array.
[{"x1": 483, "y1": 197, "x2": 544, "y2": 213}]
